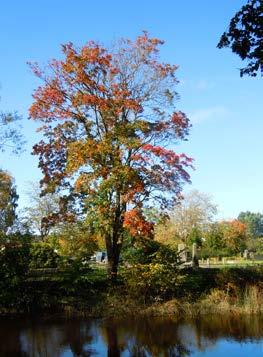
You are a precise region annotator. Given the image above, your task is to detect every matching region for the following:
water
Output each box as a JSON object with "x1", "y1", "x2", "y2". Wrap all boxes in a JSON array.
[{"x1": 0, "y1": 314, "x2": 263, "y2": 356}]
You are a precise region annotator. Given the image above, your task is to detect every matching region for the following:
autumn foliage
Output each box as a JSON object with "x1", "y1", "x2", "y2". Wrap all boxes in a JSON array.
[
  {"x1": 29, "y1": 32, "x2": 192, "y2": 278},
  {"x1": 221, "y1": 219, "x2": 247, "y2": 254}
]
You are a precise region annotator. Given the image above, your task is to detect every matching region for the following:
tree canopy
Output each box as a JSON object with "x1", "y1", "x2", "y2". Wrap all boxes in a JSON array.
[
  {"x1": 29, "y1": 33, "x2": 192, "y2": 278},
  {"x1": 170, "y1": 190, "x2": 217, "y2": 242},
  {"x1": 238, "y1": 211, "x2": 263, "y2": 238},
  {"x1": 203, "y1": 219, "x2": 248, "y2": 256},
  {"x1": 220, "y1": 219, "x2": 248, "y2": 254},
  {"x1": 217, "y1": 0, "x2": 263, "y2": 77}
]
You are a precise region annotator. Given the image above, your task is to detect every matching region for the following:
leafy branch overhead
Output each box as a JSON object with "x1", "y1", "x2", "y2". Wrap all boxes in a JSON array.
[{"x1": 218, "y1": 0, "x2": 263, "y2": 77}]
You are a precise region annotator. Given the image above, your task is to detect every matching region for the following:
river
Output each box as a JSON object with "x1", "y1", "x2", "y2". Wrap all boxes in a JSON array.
[{"x1": 0, "y1": 314, "x2": 263, "y2": 356}]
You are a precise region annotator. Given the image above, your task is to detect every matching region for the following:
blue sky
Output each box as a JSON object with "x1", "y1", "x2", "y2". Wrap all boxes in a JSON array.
[{"x1": 0, "y1": 0, "x2": 262, "y2": 219}]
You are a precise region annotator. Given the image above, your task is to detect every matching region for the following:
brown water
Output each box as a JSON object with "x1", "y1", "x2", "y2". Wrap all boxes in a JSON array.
[{"x1": 0, "y1": 314, "x2": 263, "y2": 356}]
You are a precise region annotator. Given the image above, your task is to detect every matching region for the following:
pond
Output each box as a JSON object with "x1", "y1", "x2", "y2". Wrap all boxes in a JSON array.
[{"x1": 0, "y1": 314, "x2": 263, "y2": 356}]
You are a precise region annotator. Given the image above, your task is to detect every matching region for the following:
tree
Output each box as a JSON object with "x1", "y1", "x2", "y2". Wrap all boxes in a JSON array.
[
  {"x1": 204, "y1": 222, "x2": 225, "y2": 252},
  {"x1": 0, "y1": 169, "x2": 18, "y2": 234},
  {"x1": 202, "y1": 220, "x2": 248, "y2": 257},
  {"x1": 221, "y1": 219, "x2": 248, "y2": 254},
  {"x1": 169, "y1": 190, "x2": 217, "y2": 243},
  {"x1": 188, "y1": 227, "x2": 203, "y2": 246},
  {"x1": 21, "y1": 182, "x2": 61, "y2": 239},
  {"x1": 154, "y1": 218, "x2": 181, "y2": 248},
  {"x1": 238, "y1": 211, "x2": 263, "y2": 238},
  {"x1": 51, "y1": 221, "x2": 98, "y2": 261},
  {"x1": 29, "y1": 33, "x2": 192, "y2": 279},
  {"x1": 0, "y1": 110, "x2": 25, "y2": 154},
  {"x1": 217, "y1": 0, "x2": 263, "y2": 77}
]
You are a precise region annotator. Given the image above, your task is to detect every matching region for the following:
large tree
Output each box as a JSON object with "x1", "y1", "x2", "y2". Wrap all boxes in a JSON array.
[
  {"x1": 29, "y1": 33, "x2": 192, "y2": 279},
  {"x1": 0, "y1": 169, "x2": 18, "y2": 234},
  {"x1": 217, "y1": 0, "x2": 263, "y2": 77}
]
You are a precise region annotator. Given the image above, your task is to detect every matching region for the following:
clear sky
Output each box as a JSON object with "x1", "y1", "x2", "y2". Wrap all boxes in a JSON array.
[{"x1": 0, "y1": 0, "x2": 262, "y2": 219}]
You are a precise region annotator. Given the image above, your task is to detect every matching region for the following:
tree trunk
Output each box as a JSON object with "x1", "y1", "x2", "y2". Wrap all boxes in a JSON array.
[
  {"x1": 105, "y1": 234, "x2": 121, "y2": 282},
  {"x1": 105, "y1": 193, "x2": 124, "y2": 282},
  {"x1": 106, "y1": 323, "x2": 120, "y2": 357}
]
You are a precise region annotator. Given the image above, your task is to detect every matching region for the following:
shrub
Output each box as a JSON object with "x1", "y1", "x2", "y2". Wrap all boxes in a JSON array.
[
  {"x1": 122, "y1": 243, "x2": 181, "y2": 302},
  {"x1": 0, "y1": 245, "x2": 30, "y2": 280},
  {"x1": 121, "y1": 237, "x2": 165, "y2": 265},
  {"x1": 29, "y1": 242, "x2": 61, "y2": 269},
  {"x1": 124, "y1": 263, "x2": 181, "y2": 302},
  {"x1": 215, "y1": 266, "x2": 263, "y2": 291},
  {"x1": 0, "y1": 245, "x2": 30, "y2": 309}
]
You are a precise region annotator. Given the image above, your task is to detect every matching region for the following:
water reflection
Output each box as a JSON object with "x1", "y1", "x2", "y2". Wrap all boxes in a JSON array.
[{"x1": 0, "y1": 314, "x2": 262, "y2": 356}]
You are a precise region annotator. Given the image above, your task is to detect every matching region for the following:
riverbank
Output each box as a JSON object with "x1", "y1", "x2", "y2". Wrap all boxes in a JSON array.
[
  {"x1": 62, "y1": 286, "x2": 263, "y2": 319},
  {"x1": 1, "y1": 265, "x2": 263, "y2": 318}
]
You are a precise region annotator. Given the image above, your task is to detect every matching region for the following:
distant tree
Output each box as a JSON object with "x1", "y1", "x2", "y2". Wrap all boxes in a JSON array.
[
  {"x1": 29, "y1": 33, "x2": 192, "y2": 279},
  {"x1": 0, "y1": 169, "x2": 18, "y2": 234},
  {"x1": 203, "y1": 220, "x2": 248, "y2": 256},
  {"x1": 170, "y1": 190, "x2": 217, "y2": 243},
  {"x1": 0, "y1": 108, "x2": 25, "y2": 154},
  {"x1": 238, "y1": 211, "x2": 263, "y2": 238},
  {"x1": 154, "y1": 219, "x2": 181, "y2": 248},
  {"x1": 204, "y1": 222, "x2": 225, "y2": 251},
  {"x1": 52, "y1": 221, "x2": 98, "y2": 261},
  {"x1": 22, "y1": 182, "x2": 60, "y2": 239},
  {"x1": 221, "y1": 219, "x2": 248, "y2": 254},
  {"x1": 188, "y1": 227, "x2": 203, "y2": 246},
  {"x1": 217, "y1": 0, "x2": 263, "y2": 77}
]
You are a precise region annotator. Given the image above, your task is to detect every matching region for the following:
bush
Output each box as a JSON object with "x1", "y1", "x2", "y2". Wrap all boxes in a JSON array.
[
  {"x1": 0, "y1": 245, "x2": 30, "y2": 280},
  {"x1": 121, "y1": 237, "x2": 165, "y2": 265},
  {"x1": 29, "y1": 243, "x2": 61, "y2": 269},
  {"x1": 0, "y1": 245, "x2": 30, "y2": 310},
  {"x1": 216, "y1": 266, "x2": 263, "y2": 291},
  {"x1": 123, "y1": 263, "x2": 181, "y2": 302},
  {"x1": 122, "y1": 243, "x2": 181, "y2": 302},
  {"x1": 177, "y1": 267, "x2": 217, "y2": 299}
]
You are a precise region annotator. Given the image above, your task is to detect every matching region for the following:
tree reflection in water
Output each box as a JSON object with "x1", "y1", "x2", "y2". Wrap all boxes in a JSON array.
[
  {"x1": 0, "y1": 314, "x2": 262, "y2": 356},
  {"x1": 99, "y1": 317, "x2": 191, "y2": 357}
]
